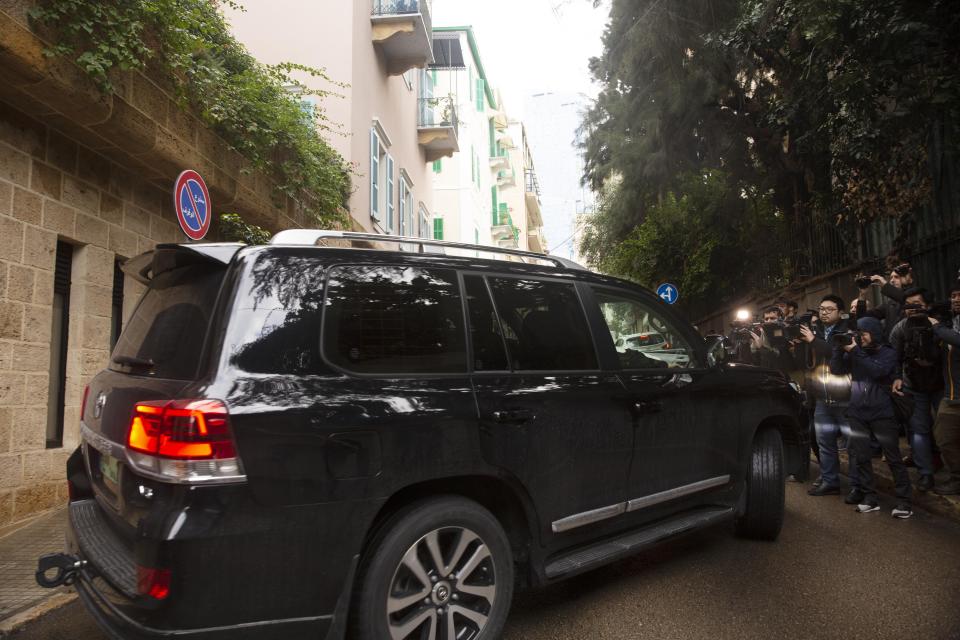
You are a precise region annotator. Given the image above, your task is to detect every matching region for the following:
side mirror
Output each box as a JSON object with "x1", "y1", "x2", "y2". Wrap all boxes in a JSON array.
[{"x1": 705, "y1": 335, "x2": 729, "y2": 368}]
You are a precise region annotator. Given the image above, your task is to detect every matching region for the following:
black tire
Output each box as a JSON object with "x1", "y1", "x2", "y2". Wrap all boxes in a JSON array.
[
  {"x1": 352, "y1": 496, "x2": 514, "y2": 640},
  {"x1": 735, "y1": 428, "x2": 785, "y2": 540}
]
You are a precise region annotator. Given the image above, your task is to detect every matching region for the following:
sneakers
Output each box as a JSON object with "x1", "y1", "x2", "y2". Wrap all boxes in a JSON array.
[
  {"x1": 844, "y1": 489, "x2": 865, "y2": 505},
  {"x1": 856, "y1": 501, "x2": 880, "y2": 513},
  {"x1": 933, "y1": 480, "x2": 960, "y2": 496},
  {"x1": 807, "y1": 484, "x2": 841, "y2": 496},
  {"x1": 917, "y1": 474, "x2": 934, "y2": 492},
  {"x1": 891, "y1": 504, "x2": 913, "y2": 519}
]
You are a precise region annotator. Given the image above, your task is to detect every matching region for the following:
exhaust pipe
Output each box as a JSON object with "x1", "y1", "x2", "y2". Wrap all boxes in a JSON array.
[{"x1": 36, "y1": 553, "x2": 86, "y2": 588}]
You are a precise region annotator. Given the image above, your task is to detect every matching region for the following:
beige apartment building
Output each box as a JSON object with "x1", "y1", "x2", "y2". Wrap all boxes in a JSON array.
[
  {"x1": 428, "y1": 27, "x2": 545, "y2": 252},
  {"x1": 229, "y1": 0, "x2": 456, "y2": 238}
]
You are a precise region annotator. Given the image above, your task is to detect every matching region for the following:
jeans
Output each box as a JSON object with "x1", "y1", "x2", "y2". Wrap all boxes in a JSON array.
[
  {"x1": 814, "y1": 403, "x2": 859, "y2": 489},
  {"x1": 906, "y1": 389, "x2": 942, "y2": 477},
  {"x1": 934, "y1": 401, "x2": 960, "y2": 483},
  {"x1": 848, "y1": 416, "x2": 912, "y2": 503}
]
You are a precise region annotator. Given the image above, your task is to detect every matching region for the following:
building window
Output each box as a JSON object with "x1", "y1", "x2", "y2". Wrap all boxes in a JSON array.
[
  {"x1": 432, "y1": 159, "x2": 442, "y2": 173},
  {"x1": 476, "y1": 77, "x2": 485, "y2": 111},
  {"x1": 46, "y1": 241, "x2": 73, "y2": 449},
  {"x1": 433, "y1": 218, "x2": 444, "y2": 240},
  {"x1": 110, "y1": 259, "x2": 125, "y2": 350},
  {"x1": 398, "y1": 174, "x2": 413, "y2": 236},
  {"x1": 419, "y1": 205, "x2": 430, "y2": 238},
  {"x1": 370, "y1": 127, "x2": 393, "y2": 229},
  {"x1": 490, "y1": 186, "x2": 498, "y2": 224}
]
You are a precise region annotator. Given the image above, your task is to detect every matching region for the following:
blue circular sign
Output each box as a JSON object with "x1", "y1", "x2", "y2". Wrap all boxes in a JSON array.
[
  {"x1": 173, "y1": 170, "x2": 211, "y2": 240},
  {"x1": 656, "y1": 283, "x2": 679, "y2": 305}
]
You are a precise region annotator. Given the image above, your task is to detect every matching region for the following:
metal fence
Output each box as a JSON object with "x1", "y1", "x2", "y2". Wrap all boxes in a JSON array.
[{"x1": 371, "y1": 0, "x2": 432, "y2": 36}]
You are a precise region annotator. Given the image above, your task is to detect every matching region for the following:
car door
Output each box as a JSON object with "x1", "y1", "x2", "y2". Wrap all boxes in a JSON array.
[
  {"x1": 589, "y1": 287, "x2": 738, "y2": 518},
  {"x1": 465, "y1": 274, "x2": 634, "y2": 541}
]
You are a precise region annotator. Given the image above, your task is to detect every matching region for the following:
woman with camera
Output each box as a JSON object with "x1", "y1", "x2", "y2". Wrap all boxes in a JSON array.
[{"x1": 830, "y1": 317, "x2": 913, "y2": 518}]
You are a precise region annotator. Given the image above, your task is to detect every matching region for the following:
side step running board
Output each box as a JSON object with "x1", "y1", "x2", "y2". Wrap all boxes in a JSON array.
[{"x1": 544, "y1": 507, "x2": 735, "y2": 579}]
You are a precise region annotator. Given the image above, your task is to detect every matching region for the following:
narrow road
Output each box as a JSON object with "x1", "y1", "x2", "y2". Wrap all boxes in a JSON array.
[{"x1": 10, "y1": 480, "x2": 960, "y2": 640}]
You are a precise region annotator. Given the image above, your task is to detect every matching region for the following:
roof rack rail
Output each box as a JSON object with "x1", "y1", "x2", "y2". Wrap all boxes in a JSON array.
[{"x1": 268, "y1": 229, "x2": 587, "y2": 271}]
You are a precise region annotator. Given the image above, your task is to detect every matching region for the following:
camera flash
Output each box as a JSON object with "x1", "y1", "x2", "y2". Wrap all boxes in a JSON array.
[{"x1": 735, "y1": 309, "x2": 751, "y2": 322}]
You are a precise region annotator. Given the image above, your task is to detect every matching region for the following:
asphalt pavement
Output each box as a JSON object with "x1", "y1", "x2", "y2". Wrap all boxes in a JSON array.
[{"x1": 8, "y1": 479, "x2": 960, "y2": 640}]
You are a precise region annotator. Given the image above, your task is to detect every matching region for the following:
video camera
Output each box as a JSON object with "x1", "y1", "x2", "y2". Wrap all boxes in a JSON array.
[
  {"x1": 902, "y1": 301, "x2": 951, "y2": 362},
  {"x1": 831, "y1": 331, "x2": 858, "y2": 347}
]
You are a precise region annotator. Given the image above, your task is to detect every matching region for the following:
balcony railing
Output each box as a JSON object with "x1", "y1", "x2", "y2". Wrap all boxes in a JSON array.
[
  {"x1": 371, "y1": 0, "x2": 434, "y2": 74},
  {"x1": 417, "y1": 96, "x2": 458, "y2": 161},
  {"x1": 524, "y1": 168, "x2": 542, "y2": 226}
]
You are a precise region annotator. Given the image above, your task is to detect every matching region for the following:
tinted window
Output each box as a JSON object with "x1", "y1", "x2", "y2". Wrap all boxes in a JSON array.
[
  {"x1": 323, "y1": 265, "x2": 466, "y2": 374},
  {"x1": 227, "y1": 253, "x2": 329, "y2": 375},
  {"x1": 111, "y1": 265, "x2": 224, "y2": 379},
  {"x1": 488, "y1": 278, "x2": 597, "y2": 371},
  {"x1": 464, "y1": 275, "x2": 508, "y2": 371},
  {"x1": 595, "y1": 290, "x2": 694, "y2": 369}
]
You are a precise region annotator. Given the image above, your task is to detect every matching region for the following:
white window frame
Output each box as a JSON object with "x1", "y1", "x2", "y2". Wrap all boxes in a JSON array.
[
  {"x1": 419, "y1": 204, "x2": 430, "y2": 239},
  {"x1": 370, "y1": 121, "x2": 393, "y2": 229},
  {"x1": 370, "y1": 128, "x2": 380, "y2": 221},
  {"x1": 398, "y1": 173, "x2": 413, "y2": 236}
]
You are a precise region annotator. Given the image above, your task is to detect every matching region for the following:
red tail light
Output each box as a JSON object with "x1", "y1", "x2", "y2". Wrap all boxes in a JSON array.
[
  {"x1": 124, "y1": 399, "x2": 245, "y2": 484},
  {"x1": 137, "y1": 565, "x2": 171, "y2": 600},
  {"x1": 128, "y1": 399, "x2": 236, "y2": 460}
]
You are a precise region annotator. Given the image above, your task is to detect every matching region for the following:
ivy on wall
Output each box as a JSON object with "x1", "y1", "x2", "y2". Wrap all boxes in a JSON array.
[
  {"x1": 219, "y1": 213, "x2": 271, "y2": 244},
  {"x1": 29, "y1": 0, "x2": 352, "y2": 228}
]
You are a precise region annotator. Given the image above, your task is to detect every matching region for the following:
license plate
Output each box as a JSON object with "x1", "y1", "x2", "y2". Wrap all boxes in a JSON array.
[{"x1": 99, "y1": 454, "x2": 120, "y2": 487}]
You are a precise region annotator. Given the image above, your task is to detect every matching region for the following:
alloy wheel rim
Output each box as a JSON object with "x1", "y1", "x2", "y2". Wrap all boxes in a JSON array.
[{"x1": 386, "y1": 526, "x2": 497, "y2": 640}]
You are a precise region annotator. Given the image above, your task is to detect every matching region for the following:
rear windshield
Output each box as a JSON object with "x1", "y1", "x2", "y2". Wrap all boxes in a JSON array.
[{"x1": 110, "y1": 265, "x2": 225, "y2": 379}]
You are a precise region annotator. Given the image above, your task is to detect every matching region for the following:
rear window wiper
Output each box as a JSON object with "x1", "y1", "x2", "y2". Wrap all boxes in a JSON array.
[{"x1": 112, "y1": 355, "x2": 155, "y2": 369}]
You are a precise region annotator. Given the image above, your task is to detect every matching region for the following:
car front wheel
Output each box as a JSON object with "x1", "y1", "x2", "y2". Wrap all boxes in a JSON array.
[
  {"x1": 352, "y1": 496, "x2": 514, "y2": 640},
  {"x1": 735, "y1": 427, "x2": 785, "y2": 540}
]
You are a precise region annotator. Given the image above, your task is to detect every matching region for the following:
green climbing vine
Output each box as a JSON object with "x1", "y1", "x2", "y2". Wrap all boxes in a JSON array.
[
  {"x1": 219, "y1": 213, "x2": 271, "y2": 244},
  {"x1": 28, "y1": 0, "x2": 351, "y2": 228}
]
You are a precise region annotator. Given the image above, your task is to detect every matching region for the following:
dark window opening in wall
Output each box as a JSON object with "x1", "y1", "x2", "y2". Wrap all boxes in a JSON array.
[
  {"x1": 111, "y1": 259, "x2": 125, "y2": 350},
  {"x1": 46, "y1": 241, "x2": 73, "y2": 449}
]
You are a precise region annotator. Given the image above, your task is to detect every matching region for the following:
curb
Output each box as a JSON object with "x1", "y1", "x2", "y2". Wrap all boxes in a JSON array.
[{"x1": 0, "y1": 591, "x2": 77, "y2": 636}]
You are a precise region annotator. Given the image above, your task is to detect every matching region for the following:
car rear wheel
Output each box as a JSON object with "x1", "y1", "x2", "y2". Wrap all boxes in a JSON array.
[
  {"x1": 735, "y1": 428, "x2": 785, "y2": 540},
  {"x1": 352, "y1": 496, "x2": 514, "y2": 640}
]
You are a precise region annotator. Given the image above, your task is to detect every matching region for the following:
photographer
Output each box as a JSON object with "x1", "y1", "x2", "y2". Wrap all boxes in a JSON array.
[
  {"x1": 859, "y1": 263, "x2": 915, "y2": 338},
  {"x1": 929, "y1": 282, "x2": 960, "y2": 495},
  {"x1": 748, "y1": 306, "x2": 798, "y2": 373},
  {"x1": 831, "y1": 317, "x2": 913, "y2": 517},
  {"x1": 799, "y1": 295, "x2": 860, "y2": 498},
  {"x1": 776, "y1": 298, "x2": 799, "y2": 322},
  {"x1": 890, "y1": 287, "x2": 944, "y2": 491}
]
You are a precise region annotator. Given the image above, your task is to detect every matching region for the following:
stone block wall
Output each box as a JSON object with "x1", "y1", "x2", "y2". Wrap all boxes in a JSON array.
[{"x1": 0, "y1": 98, "x2": 177, "y2": 527}]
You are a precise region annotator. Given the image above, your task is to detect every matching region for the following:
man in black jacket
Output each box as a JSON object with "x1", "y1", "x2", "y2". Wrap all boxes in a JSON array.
[
  {"x1": 890, "y1": 287, "x2": 943, "y2": 491},
  {"x1": 864, "y1": 264, "x2": 915, "y2": 338},
  {"x1": 831, "y1": 316, "x2": 912, "y2": 517},
  {"x1": 799, "y1": 295, "x2": 860, "y2": 499}
]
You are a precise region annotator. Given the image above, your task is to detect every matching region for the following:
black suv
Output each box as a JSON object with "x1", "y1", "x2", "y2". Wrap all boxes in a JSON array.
[{"x1": 39, "y1": 231, "x2": 808, "y2": 640}]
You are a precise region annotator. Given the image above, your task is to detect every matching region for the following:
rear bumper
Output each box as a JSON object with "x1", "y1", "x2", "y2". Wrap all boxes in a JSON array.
[
  {"x1": 65, "y1": 498, "x2": 357, "y2": 640},
  {"x1": 73, "y1": 572, "x2": 331, "y2": 640}
]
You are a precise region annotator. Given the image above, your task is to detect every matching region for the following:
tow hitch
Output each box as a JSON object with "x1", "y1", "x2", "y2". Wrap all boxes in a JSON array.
[{"x1": 36, "y1": 553, "x2": 86, "y2": 588}]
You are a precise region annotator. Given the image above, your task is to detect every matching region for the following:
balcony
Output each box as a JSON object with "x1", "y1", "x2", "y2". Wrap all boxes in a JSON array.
[
  {"x1": 371, "y1": 0, "x2": 434, "y2": 75},
  {"x1": 417, "y1": 96, "x2": 459, "y2": 161},
  {"x1": 528, "y1": 227, "x2": 546, "y2": 254},
  {"x1": 491, "y1": 209, "x2": 520, "y2": 249},
  {"x1": 489, "y1": 149, "x2": 510, "y2": 171},
  {"x1": 496, "y1": 169, "x2": 516, "y2": 187}
]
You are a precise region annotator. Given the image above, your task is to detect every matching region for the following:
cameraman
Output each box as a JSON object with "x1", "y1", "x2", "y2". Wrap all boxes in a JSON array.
[
  {"x1": 861, "y1": 263, "x2": 915, "y2": 338},
  {"x1": 799, "y1": 295, "x2": 860, "y2": 498},
  {"x1": 831, "y1": 317, "x2": 912, "y2": 517},
  {"x1": 890, "y1": 287, "x2": 944, "y2": 491},
  {"x1": 929, "y1": 282, "x2": 960, "y2": 495},
  {"x1": 748, "y1": 306, "x2": 797, "y2": 372}
]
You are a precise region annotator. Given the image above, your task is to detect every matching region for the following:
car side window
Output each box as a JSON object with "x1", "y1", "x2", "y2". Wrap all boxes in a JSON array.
[
  {"x1": 594, "y1": 290, "x2": 694, "y2": 370},
  {"x1": 463, "y1": 275, "x2": 509, "y2": 371},
  {"x1": 488, "y1": 277, "x2": 597, "y2": 371},
  {"x1": 323, "y1": 265, "x2": 467, "y2": 375}
]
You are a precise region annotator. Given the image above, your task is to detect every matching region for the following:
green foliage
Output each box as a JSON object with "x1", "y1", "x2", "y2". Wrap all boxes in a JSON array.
[
  {"x1": 586, "y1": 171, "x2": 787, "y2": 317},
  {"x1": 29, "y1": 0, "x2": 351, "y2": 227},
  {"x1": 219, "y1": 213, "x2": 271, "y2": 244},
  {"x1": 581, "y1": 0, "x2": 959, "y2": 314}
]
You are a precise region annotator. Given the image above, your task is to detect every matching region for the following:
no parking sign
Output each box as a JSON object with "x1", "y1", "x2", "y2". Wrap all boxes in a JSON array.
[{"x1": 173, "y1": 170, "x2": 211, "y2": 241}]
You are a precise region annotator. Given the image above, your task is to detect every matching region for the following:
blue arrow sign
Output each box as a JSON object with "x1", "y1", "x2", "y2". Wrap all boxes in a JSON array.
[{"x1": 656, "y1": 283, "x2": 679, "y2": 305}]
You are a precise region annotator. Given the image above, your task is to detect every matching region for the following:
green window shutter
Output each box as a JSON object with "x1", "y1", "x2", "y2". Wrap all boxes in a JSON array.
[
  {"x1": 476, "y1": 78, "x2": 484, "y2": 111},
  {"x1": 370, "y1": 129, "x2": 379, "y2": 219},
  {"x1": 470, "y1": 149, "x2": 475, "y2": 184},
  {"x1": 469, "y1": 66, "x2": 473, "y2": 100},
  {"x1": 431, "y1": 69, "x2": 437, "y2": 85},
  {"x1": 385, "y1": 154, "x2": 395, "y2": 232},
  {"x1": 488, "y1": 119, "x2": 496, "y2": 158},
  {"x1": 491, "y1": 187, "x2": 498, "y2": 224},
  {"x1": 433, "y1": 217, "x2": 444, "y2": 240},
  {"x1": 432, "y1": 159, "x2": 442, "y2": 173}
]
